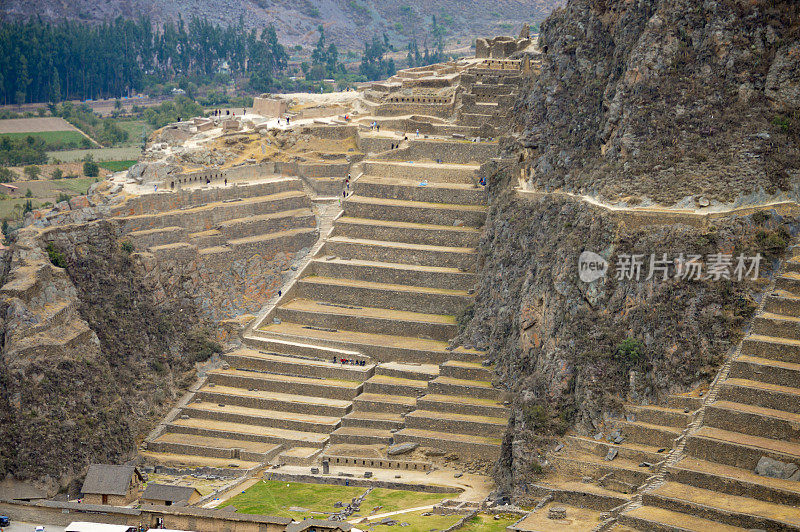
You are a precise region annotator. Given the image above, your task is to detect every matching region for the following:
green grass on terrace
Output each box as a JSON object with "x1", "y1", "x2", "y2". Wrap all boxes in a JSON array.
[
  {"x1": 219, "y1": 480, "x2": 457, "y2": 520},
  {"x1": 99, "y1": 160, "x2": 137, "y2": 172}
]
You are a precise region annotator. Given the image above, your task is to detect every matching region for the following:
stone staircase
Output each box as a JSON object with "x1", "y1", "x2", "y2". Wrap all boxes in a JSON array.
[
  {"x1": 616, "y1": 249, "x2": 800, "y2": 530},
  {"x1": 141, "y1": 132, "x2": 509, "y2": 473},
  {"x1": 528, "y1": 394, "x2": 702, "y2": 525},
  {"x1": 142, "y1": 347, "x2": 375, "y2": 471},
  {"x1": 238, "y1": 140, "x2": 509, "y2": 463}
]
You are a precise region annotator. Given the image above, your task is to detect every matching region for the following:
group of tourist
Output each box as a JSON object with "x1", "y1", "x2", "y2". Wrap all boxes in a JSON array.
[{"x1": 333, "y1": 356, "x2": 366, "y2": 366}]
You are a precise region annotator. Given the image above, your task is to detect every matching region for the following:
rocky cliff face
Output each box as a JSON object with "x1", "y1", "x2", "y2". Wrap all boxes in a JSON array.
[
  {"x1": 0, "y1": 211, "x2": 304, "y2": 489},
  {"x1": 0, "y1": 223, "x2": 213, "y2": 491},
  {"x1": 518, "y1": 0, "x2": 800, "y2": 205},
  {"x1": 461, "y1": 0, "x2": 800, "y2": 495}
]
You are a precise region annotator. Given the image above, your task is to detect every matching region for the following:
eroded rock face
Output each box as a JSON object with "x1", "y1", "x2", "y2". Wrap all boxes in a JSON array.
[
  {"x1": 518, "y1": 0, "x2": 800, "y2": 204},
  {"x1": 460, "y1": 172, "x2": 794, "y2": 494}
]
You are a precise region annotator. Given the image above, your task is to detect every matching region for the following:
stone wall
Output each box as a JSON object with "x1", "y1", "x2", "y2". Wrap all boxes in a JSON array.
[
  {"x1": 0, "y1": 499, "x2": 290, "y2": 532},
  {"x1": 375, "y1": 139, "x2": 500, "y2": 164},
  {"x1": 253, "y1": 97, "x2": 289, "y2": 118},
  {"x1": 321, "y1": 455, "x2": 432, "y2": 472}
]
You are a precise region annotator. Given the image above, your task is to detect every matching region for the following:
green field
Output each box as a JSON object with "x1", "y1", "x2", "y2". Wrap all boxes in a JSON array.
[
  {"x1": 460, "y1": 513, "x2": 520, "y2": 531},
  {"x1": 48, "y1": 146, "x2": 142, "y2": 163},
  {"x1": 365, "y1": 509, "x2": 461, "y2": 532},
  {"x1": 116, "y1": 119, "x2": 154, "y2": 146},
  {"x1": 220, "y1": 480, "x2": 458, "y2": 520},
  {"x1": 99, "y1": 160, "x2": 137, "y2": 172},
  {"x1": 0, "y1": 130, "x2": 92, "y2": 150},
  {"x1": 0, "y1": 177, "x2": 97, "y2": 220}
]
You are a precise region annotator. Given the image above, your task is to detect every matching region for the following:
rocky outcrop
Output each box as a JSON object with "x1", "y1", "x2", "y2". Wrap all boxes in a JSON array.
[
  {"x1": 517, "y1": 0, "x2": 800, "y2": 205},
  {"x1": 0, "y1": 225, "x2": 203, "y2": 491},
  {"x1": 456, "y1": 0, "x2": 800, "y2": 495},
  {"x1": 463, "y1": 170, "x2": 795, "y2": 494},
  {"x1": 0, "y1": 207, "x2": 310, "y2": 488}
]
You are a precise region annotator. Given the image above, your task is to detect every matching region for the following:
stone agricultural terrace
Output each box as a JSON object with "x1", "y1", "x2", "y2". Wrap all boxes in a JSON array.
[{"x1": 126, "y1": 51, "x2": 535, "y2": 493}]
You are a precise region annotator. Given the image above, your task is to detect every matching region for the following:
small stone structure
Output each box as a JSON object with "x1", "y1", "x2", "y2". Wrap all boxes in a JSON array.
[
  {"x1": 81, "y1": 465, "x2": 144, "y2": 506},
  {"x1": 475, "y1": 26, "x2": 532, "y2": 59},
  {"x1": 253, "y1": 96, "x2": 289, "y2": 117}
]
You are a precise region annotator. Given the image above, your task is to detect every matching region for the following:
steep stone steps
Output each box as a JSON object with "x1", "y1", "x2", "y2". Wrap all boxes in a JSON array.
[
  {"x1": 321, "y1": 236, "x2": 477, "y2": 270},
  {"x1": 194, "y1": 385, "x2": 352, "y2": 417},
  {"x1": 360, "y1": 160, "x2": 479, "y2": 184},
  {"x1": 333, "y1": 216, "x2": 481, "y2": 247},
  {"x1": 566, "y1": 435, "x2": 668, "y2": 465},
  {"x1": 394, "y1": 428, "x2": 502, "y2": 458},
  {"x1": 199, "y1": 227, "x2": 318, "y2": 258},
  {"x1": 220, "y1": 349, "x2": 375, "y2": 381},
  {"x1": 729, "y1": 354, "x2": 800, "y2": 386},
  {"x1": 753, "y1": 311, "x2": 800, "y2": 340},
  {"x1": 352, "y1": 393, "x2": 416, "y2": 414},
  {"x1": 167, "y1": 417, "x2": 329, "y2": 448},
  {"x1": 403, "y1": 410, "x2": 507, "y2": 437},
  {"x1": 242, "y1": 335, "x2": 364, "y2": 363},
  {"x1": 120, "y1": 189, "x2": 310, "y2": 234},
  {"x1": 613, "y1": 420, "x2": 682, "y2": 449},
  {"x1": 188, "y1": 208, "x2": 315, "y2": 249},
  {"x1": 181, "y1": 401, "x2": 341, "y2": 434},
  {"x1": 310, "y1": 257, "x2": 476, "y2": 291},
  {"x1": 427, "y1": 376, "x2": 501, "y2": 400},
  {"x1": 329, "y1": 426, "x2": 394, "y2": 446},
  {"x1": 253, "y1": 321, "x2": 485, "y2": 364},
  {"x1": 625, "y1": 404, "x2": 693, "y2": 428},
  {"x1": 704, "y1": 400, "x2": 800, "y2": 441},
  {"x1": 206, "y1": 368, "x2": 363, "y2": 400},
  {"x1": 548, "y1": 450, "x2": 653, "y2": 492},
  {"x1": 127, "y1": 226, "x2": 187, "y2": 249},
  {"x1": 529, "y1": 480, "x2": 630, "y2": 512},
  {"x1": 439, "y1": 360, "x2": 493, "y2": 381},
  {"x1": 341, "y1": 411, "x2": 405, "y2": 431},
  {"x1": 764, "y1": 290, "x2": 800, "y2": 315},
  {"x1": 775, "y1": 271, "x2": 800, "y2": 296},
  {"x1": 741, "y1": 334, "x2": 800, "y2": 363},
  {"x1": 416, "y1": 394, "x2": 509, "y2": 418},
  {"x1": 717, "y1": 377, "x2": 800, "y2": 413},
  {"x1": 666, "y1": 394, "x2": 704, "y2": 412},
  {"x1": 147, "y1": 432, "x2": 283, "y2": 463},
  {"x1": 619, "y1": 505, "x2": 748, "y2": 532},
  {"x1": 642, "y1": 481, "x2": 800, "y2": 530},
  {"x1": 274, "y1": 298, "x2": 458, "y2": 341},
  {"x1": 376, "y1": 361, "x2": 439, "y2": 381},
  {"x1": 363, "y1": 374, "x2": 428, "y2": 397},
  {"x1": 343, "y1": 195, "x2": 486, "y2": 226},
  {"x1": 667, "y1": 456, "x2": 800, "y2": 508},
  {"x1": 685, "y1": 425, "x2": 800, "y2": 470},
  {"x1": 354, "y1": 176, "x2": 486, "y2": 205}
]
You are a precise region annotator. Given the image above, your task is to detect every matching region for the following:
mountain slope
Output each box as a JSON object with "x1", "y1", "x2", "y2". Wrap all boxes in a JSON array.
[{"x1": 0, "y1": 0, "x2": 563, "y2": 49}]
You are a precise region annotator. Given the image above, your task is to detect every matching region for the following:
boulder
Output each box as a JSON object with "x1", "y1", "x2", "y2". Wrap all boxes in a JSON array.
[
  {"x1": 755, "y1": 456, "x2": 800, "y2": 480},
  {"x1": 388, "y1": 442, "x2": 418, "y2": 456}
]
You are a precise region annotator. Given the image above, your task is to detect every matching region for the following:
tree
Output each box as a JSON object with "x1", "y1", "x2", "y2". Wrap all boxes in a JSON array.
[
  {"x1": 360, "y1": 34, "x2": 396, "y2": 81},
  {"x1": 51, "y1": 168, "x2": 63, "y2": 180},
  {"x1": 25, "y1": 188, "x2": 32, "y2": 197},
  {"x1": 0, "y1": 166, "x2": 13, "y2": 183},
  {"x1": 83, "y1": 155, "x2": 100, "y2": 177},
  {"x1": 23, "y1": 165, "x2": 41, "y2": 180}
]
